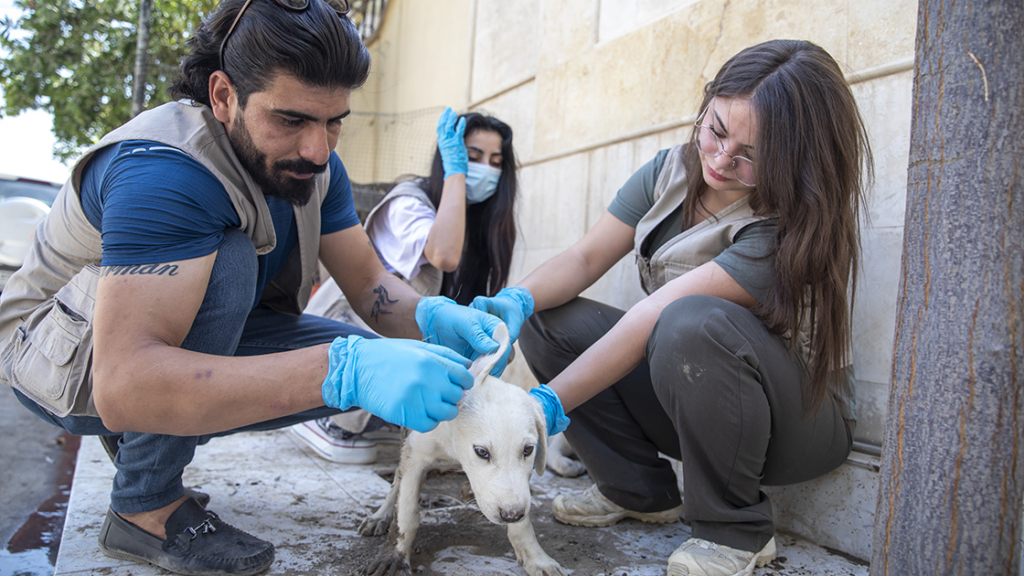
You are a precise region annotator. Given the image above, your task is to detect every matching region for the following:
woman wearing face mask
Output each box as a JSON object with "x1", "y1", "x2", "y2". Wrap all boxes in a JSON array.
[{"x1": 293, "y1": 107, "x2": 520, "y2": 463}]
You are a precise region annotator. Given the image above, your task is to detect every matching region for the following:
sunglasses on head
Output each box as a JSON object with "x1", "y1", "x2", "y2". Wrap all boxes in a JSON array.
[{"x1": 219, "y1": 0, "x2": 352, "y2": 72}]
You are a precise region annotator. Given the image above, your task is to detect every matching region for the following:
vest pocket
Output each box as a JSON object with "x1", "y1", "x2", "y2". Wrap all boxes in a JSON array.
[{"x1": 1, "y1": 268, "x2": 97, "y2": 418}]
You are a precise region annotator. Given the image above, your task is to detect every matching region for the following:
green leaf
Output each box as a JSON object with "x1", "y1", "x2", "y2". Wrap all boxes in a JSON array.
[{"x1": 0, "y1": 0, "x2": 219, "y2": 161}]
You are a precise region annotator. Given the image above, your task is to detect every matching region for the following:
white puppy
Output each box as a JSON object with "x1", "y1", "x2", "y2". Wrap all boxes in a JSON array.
[{"x1": 359, "y1": 324, "x2": 566, "y2": 576}]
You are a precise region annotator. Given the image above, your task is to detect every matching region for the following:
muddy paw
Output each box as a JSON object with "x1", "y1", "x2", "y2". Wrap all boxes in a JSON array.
[
  {"x1": 546, "y1": 455, "x2": 587, "y2": 478},
  {"x1": 524, "y1": 558, "x2": 568, "y2": 576},
  {"x1": 364, "y1": 548, "x2": 411, "y2": 576},
  {"x1": 358, "y1": 514, "x2": 392, "y2": 537}
]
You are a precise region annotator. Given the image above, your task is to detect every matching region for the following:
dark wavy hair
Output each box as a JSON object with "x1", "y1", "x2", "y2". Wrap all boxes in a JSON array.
[
  {"x1": 420, "y1": 113, "x2": 518, "y2": 305},
  {"x1": 682, "y1": 39, "x2": 872, "y2": 412},
  {"x1": 170, "y1": 0, "x2": 371, "y2": 107}
]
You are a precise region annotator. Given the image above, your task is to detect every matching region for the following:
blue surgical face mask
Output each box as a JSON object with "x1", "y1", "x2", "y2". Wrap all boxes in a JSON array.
[{"x1": 465, "y1": 162, "x2": 502, "y2": 204}]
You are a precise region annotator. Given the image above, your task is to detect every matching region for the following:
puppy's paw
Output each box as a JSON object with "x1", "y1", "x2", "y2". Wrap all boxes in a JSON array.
[
  {"x1": 358, "y1": 513, "x2": 393, "y2": 537},
  {"x1": 364, "y1": 548, "x2": 411, "y2": 576},
  {"x1": 360, "y1": 545, "x2": 407, "y2": 573},
  {"x1": 546, "y1": 455, "x2": 587, "y2": 478},
  {"x1": 545, "y1": 433, "x2": 586, "y2": 478},
  {"x1": 522, "y1": 555, "x2": 567, "y2": 576}
]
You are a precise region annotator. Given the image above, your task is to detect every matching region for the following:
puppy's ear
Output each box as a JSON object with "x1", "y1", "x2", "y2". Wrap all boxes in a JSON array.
[
  {"x1": 468, "y1": 323, "x2": 510, "y2": 386},
  {"x1": 532, "y1": 397, "x2": 548, "y2": 476}
]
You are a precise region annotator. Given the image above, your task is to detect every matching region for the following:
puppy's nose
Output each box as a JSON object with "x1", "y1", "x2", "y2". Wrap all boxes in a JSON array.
[{"x1": 499, "y1": 508, "x2": 525, "y2": 523}]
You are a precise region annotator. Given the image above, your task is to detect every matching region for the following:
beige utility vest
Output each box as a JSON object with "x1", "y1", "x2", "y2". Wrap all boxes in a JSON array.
[
  {"x1": 0, "y1": 100, "x2": 328, "y2": 416},
  {"x1": 635, "y1": 145, "x2": 814, "y2": 366},
  {"x1": 363, "y1": 181, "x2": 443, "y2": 297},
  {"x1": 634, "y1": 145, "x2": 765, "y2": 294}
]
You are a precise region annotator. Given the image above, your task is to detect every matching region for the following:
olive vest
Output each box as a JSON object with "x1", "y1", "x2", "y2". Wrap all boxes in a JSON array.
[
  {"x1": 363, "y1": 180, "x2": 443, "y2": 297},
  {"x1": 0, "y1": 100, "x2": 328, "y2": 416}
]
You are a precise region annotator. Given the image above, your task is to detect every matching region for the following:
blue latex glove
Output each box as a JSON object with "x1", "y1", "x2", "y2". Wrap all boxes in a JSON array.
[
  {"x1": 321, "y1": 335, "x2": 473, "y2": 433},
  {"x1": 415, "y1": 296, "x2": 512, "y2": 376},
  {"x1": 529, "y1": 384, "x2": 570, "y2": 436},
  {"x1": 436, "y1": 106, "x2": 467, "y2": 179},
  {"x1": 468, "y1": 286, "x2": 534, "y2": 343}
]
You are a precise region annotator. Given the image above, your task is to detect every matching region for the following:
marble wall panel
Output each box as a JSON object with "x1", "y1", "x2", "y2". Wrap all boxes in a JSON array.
[
  {"x1": 538, "y1": 0, "x2": 596, "y2": 71},
  {"x1": 853, "y1": 227, "x2": 904, "y2": 387},
  {"x1": 471, "y1": 80, "x2": 538, "y2": 163},
  {"x1": 471, "y1": 0, "x2": 540, "y2": 102},
  {"x1": 368, "y1": 0, "x2": 473, "y2": 113},
  {"x1": 516, "y1": 155, "x2": 591, "y2": 252},
  {"x1": 534, "y1": 30, "x2": 658, "y2": 158},
  {"x1": 852, "y1": 72, "x2": 914, "y2": 230},
  {"x1": 847, "y1": 0, "x2": 917, "y2": 71},
  {"x1": 586, "y1": 140, "x2": 637, "y2": 227},
  {"x1": 854, "y1": 379, "x2": 890, "y2": 446}
]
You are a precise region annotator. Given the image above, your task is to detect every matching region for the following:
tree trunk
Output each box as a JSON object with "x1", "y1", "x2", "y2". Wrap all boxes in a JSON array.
[
  {"x1": 130, "y1": 0, "x2": 153, "y2": 117},
  {"x1": 872, "y1": 0, "x2": 1024, "y2": 574}
]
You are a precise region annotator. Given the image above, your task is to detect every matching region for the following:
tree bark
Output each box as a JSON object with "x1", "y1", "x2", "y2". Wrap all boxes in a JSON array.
[
  {"x1": 130, "y1": 0, "x2": 153, "y2": 118},
  {"x1": 872, "y1": 0, "x2": 1024, "y2": 574}
]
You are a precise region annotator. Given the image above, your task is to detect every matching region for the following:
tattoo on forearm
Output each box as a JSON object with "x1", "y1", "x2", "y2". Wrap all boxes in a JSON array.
[
  {"x1": 370, "y1": 285, "x2": 399, "y2": 323},
  {"x1": 101, "y1": 264, "x2": 180, "y2": 277}
]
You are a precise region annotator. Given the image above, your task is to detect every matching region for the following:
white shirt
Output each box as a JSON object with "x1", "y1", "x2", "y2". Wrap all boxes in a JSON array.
[{"x1": 364, "y1": 194, "x2": 435, "y2": 280}]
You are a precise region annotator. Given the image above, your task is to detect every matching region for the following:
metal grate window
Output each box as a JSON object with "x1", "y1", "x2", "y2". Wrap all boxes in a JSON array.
[{"x1": 349, "y1": 0, "x2": 390, "y2": 44}]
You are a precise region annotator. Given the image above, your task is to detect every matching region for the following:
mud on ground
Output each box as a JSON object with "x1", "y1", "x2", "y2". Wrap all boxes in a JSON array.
[{"x1": 335, "y1": 441, "x2": 692, "y2": 576}]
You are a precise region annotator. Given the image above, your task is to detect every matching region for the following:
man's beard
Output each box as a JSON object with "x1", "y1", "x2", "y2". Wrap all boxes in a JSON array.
[{"x1": 229, "y1": 112, "x2": 327, "y2": 207}]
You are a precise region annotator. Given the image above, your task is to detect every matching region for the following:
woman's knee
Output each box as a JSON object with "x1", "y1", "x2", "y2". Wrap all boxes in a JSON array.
[
  {"x1": 646, "y1": 296, "x2": 760, "y2": 393},
  {"x1": 649, "y1": 295, "x2": 742, "y2": 350}
]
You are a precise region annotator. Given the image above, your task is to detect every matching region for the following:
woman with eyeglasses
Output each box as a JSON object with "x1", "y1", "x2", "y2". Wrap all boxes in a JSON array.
[
  {"x1": 471, "y1": 39, "x2": 871, "y2": 576},
  {"x1": 295, "y1": 107, "x2": 522, "y2": 464}
]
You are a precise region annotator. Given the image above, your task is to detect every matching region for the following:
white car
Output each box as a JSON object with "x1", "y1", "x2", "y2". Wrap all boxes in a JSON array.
[{"x1": 0, "y1": 174, "x2": 62, "y2": 293}]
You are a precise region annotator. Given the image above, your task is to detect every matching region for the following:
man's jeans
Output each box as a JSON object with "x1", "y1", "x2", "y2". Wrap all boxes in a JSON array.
[{"x1": 13, "y1": 229, "x2": 373, "y2": 514}]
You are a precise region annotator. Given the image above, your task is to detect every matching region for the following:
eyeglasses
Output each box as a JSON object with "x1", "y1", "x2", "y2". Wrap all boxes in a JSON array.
[
  {"x1": 219, "y1": 0, "x2": 352, "y2": 72},
  {"x1": 693, "y1": 104, "x2": 756, "y2": 187}
]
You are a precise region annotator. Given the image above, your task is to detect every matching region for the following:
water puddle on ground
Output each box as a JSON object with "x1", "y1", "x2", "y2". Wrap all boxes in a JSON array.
[{"x1": 1, "y1": 432, "x2": 79, "y2": 576}]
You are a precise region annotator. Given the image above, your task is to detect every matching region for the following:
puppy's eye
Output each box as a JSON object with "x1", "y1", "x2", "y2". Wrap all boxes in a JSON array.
[
  {"x1": 474, "y1": 446, "x2": 490, "y2": 460},
  {"x1": 523, "y1": 445, "x2": 535, "y2": 458}
]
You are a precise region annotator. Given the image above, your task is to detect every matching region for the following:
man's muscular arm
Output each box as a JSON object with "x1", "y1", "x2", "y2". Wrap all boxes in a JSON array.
[
  {"x1": 319, "y1": 225, "x2": 424, "y2": 339},
  {"x1": 92, "y1": 252, "x2": 329, "y2": 436}
]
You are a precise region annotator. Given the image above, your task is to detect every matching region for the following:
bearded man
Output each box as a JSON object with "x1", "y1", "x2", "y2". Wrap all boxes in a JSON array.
[{"x1": 0, "y1": 1, "x2": 509, "y2": 573}]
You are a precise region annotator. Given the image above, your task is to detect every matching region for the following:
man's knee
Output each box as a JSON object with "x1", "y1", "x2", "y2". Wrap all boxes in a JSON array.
[
  {"x1": 214, "y1": 229, "x2": 258, "y2": 285},
  {"x1": 205, "y1": 228, "x2": 258, "y2": 312}
]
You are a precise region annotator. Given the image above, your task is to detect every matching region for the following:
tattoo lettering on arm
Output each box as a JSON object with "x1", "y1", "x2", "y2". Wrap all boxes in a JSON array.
[
  {"x1": 101, "y1": 263, "x2": 180, "y2": 277},
  {"x1": 370, "y1": 285, "x2": 399, "y2": 323}
]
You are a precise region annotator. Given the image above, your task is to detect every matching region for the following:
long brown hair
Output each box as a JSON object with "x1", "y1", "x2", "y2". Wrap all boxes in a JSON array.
[
  {"x1": 682, "y1": 39, "x2": 873, "y2": 411},
  {"x1": 422, "y1": 112, "x2": 519, "y2": 305}
]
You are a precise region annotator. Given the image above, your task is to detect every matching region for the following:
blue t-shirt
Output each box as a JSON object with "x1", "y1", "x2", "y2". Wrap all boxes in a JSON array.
[{"x1": 79, "y1": 140, "x2": 360, "y2": 307}]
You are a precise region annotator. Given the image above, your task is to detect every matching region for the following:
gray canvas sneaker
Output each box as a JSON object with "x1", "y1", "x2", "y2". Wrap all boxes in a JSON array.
[
  {"x1": 667, "y1": 536, "x2": 777, "y2": 576},
  {"x1": 552, "y1": 484, "x2": 684, "y2": 527}
]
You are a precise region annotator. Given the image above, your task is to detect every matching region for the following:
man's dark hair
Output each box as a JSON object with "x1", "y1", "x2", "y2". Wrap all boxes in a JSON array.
[{"x1": 170, "y1": 0, "x2": 371, "y2": 107}]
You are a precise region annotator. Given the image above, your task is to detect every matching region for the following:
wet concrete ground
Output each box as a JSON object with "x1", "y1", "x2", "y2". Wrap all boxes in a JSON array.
[
  {"x1": 53, "y1": 427, "x2": 869, "y2": 576},
  {"x1": 1, "y1": 385, "x2": 73, "y2": 576}
]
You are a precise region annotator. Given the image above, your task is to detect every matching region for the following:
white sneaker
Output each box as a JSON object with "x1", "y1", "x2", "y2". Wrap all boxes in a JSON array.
[
  {"x1": 291, "y1": 417, "x2": 396, "y2": 464},
  {"x1": 552, "y1": 484, "x2": 684, "y2": 527},
  {"x1": 667, "y1": 536, "x2": 777, "y2": 576}
]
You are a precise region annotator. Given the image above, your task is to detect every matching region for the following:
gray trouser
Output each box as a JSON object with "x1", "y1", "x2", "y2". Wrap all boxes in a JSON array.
[{"x1": 518, "y1": 295, "x2": 852, "y2": 552}]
